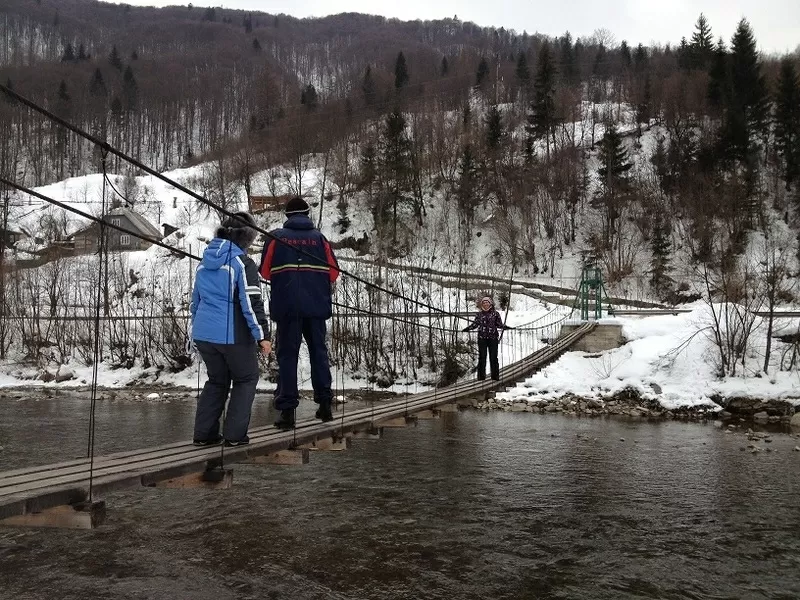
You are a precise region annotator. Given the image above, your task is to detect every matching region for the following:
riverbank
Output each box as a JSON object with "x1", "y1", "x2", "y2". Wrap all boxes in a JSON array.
[{"x1": 479, "y1": 385, "x2": 800, "y2": 427}]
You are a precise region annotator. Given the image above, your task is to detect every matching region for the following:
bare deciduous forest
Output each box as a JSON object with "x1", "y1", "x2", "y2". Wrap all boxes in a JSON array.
[{"x1": 1, "y1": 0, "x2": 799, "y2": 380}]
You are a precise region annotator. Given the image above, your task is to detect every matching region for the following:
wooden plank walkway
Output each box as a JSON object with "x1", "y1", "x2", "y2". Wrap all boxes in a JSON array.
[{"x1": 0, "y1": 322, "x2": 595, "y2": 523}]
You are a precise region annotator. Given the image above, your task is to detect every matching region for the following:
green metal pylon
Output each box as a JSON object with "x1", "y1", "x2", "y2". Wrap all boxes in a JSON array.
[{"x1": 571, "y1": 262, "x2": 611, "y2": 321}]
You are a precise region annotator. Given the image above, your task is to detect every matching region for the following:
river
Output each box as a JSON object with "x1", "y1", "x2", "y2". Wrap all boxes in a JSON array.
[{"x1": 1, "y1": 391, "x2": 799, "y2": 599}]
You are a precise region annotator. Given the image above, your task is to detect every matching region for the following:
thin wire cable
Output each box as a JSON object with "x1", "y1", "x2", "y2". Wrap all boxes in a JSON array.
[
  {"x1": 0, "y1": 82, "x2": 474, "y2": 324},
  {"x1": 86, "y1": 150, "x2": 110, "y2": 502},
  {"x1": 3, "y1": 176, "x2": 467, "y2": 338}
]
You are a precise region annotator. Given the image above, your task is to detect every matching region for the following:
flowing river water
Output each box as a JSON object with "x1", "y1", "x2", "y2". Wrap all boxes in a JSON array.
[{"x1": 1, "y1": 390, "x2": 799, "y2": 599}]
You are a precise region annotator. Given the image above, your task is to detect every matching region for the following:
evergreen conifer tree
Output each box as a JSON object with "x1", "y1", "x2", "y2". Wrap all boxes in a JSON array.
[
  {"x1": 774, "y1": 59, "x2": 800, "y2": 189},
  {"x1": 394, "y1": 52, "x2": 409, "y2": 90}
]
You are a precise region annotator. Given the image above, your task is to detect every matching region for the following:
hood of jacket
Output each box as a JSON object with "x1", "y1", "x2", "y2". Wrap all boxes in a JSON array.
[
  {"x1": 201, "y1": 238, "x2": 244, "y2": 271},
  {"x1": 480, "y1": 296, "x2": 495, "y2": 310},
  {"x1": 283, "y1": 213, "x2": 315, "y2": 231}
]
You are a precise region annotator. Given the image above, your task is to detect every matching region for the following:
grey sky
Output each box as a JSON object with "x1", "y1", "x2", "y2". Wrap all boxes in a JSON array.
[{"x1": 112, "y1": 0, "x2": 799, "y2": 54}]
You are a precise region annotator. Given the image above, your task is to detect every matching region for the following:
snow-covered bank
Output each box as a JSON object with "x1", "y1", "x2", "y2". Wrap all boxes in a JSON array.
[{"x1": 496, "y1": 306, "x2": 800, "y2": 413}]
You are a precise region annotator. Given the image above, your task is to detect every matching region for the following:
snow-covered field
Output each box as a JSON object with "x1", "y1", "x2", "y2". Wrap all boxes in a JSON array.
[{"x1": 498, "y1": 305, "x2": 800, "y2": 409}]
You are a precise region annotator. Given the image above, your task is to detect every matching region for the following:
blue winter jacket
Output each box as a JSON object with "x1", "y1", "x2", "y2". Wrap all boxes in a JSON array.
[
  {"x1": 259, "y1": 214, "x2": 339, "y2": 320},
  {"x1": 191, "y1": 238, "x2": 270, "y2": 344}
]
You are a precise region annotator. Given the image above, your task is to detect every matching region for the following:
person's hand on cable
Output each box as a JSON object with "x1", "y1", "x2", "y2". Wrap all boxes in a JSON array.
[{"x1": 258, "y1": 339, "x2": 272, "y2": 355}]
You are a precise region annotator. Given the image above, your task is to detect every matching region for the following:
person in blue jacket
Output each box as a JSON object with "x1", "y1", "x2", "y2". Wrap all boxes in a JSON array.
[
  {"x1": 190, "y1": 212, "x2": 271, "y2": 447},
  {"x1": 260, "y1": 197, "x2": 339, "y2": 430}
]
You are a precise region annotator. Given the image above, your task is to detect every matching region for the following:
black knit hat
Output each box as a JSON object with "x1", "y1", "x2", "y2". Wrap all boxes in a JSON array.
[{"x1": 285, "y1": 196, "x2": 310, "y2": 215}]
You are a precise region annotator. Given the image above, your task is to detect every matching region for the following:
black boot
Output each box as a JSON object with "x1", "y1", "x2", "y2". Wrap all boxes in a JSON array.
[
  {"x1": 274, "y1": 409, "x2": 295, "y2": 430},
  {"x1": 315, "y1": 401, "x2": 333, "y2": 423}
]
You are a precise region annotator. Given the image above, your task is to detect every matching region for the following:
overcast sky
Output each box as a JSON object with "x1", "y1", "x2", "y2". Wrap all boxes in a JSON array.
[{"x1": 111, "y1": 0, "x2": 799, "y2": 54}]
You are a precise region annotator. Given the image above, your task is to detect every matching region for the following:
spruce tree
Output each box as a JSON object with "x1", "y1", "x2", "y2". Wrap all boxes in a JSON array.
[
  {"x1": 593, "y1": 123, "x2": 632, "y2": 240},
  {"x1": 300, "y1": 84, "x2": 318, "y2": 109},
  {"x1": 61, "y1": 43, "x2": 75, "y2": 62},
  {"x1": 593, "y1": 44, "x2": 607, "y2": 79},
  {"x1": 475, "y1": 56, "x2": 490, "y2": 88},
  {"x1": 3, "y1": 79, "x2": 16, "y2": 105},
  {"x1": 109, "y1": 45, "x2": 123, "y2": 70},
  {"x1": 394, "y1": 52, "x2": 409, "y2": 90},
  {"x1": 726, "y1": 18, "x2": 769, "y2": 162},
  {"x1": 707, "y1": 38, "x2": 729, "y2": 115},
  {"x1": 633, "y1": 43, "x2": 648, "y2": 72},
  {"x1": 362, "y1": 65, "x2": 376, "y2": 106},
  {"x1": 649, "y1": 208, "x2": 673, "y2": 293},
  {"x1": 689, "y1": 13, "x2": 714, "y2": 69},
  {"x1": 381, "y1": 110, "x2": 412, "y2": 242},
  {"x1": 90, "y1": 68, "x2": 107, "y2": 98},
  {"x1": 620, "y1": 41, "x2": 632, "y2": 68},
  {"x1": 515, "y1": 51, "x2": 530, "y2": 87},
  {"x1": 635, "y1": 73, "x2": 652, "y2": 136},
  {"x1": 559, "y1": 33, "x2": 577, "y2": 85},
  {"x1": 360, "y1": 143, "x2": 377, "y2": 192},
  {"x1": 77, "y1": 43, "x2": 88, "y2": 61},
  {"x1": 677, "y1": 37, "x2": 690, "y2": 70},
  {"x1": 440, "y1": 56, "x2": 449, "y2": 77},
  {"x1": 456, "y1": 144, "x2": 479, "y2": 221},
  {"x1": 57, "y1": 80, "x2": 70, "y2": 102},
  {"x1": 528, "y1": 42, "x2": 557, "y2": 157},
  {"x1": 485, "y1": 104, "x2": 503, "y2": 151},
  {"x1": 122, "y1": 66, "x2": 137, "y2": 111},
  {"x1": 774, "y1": 59, "x2": 800, "y2": 189},
  {"x1": 252, "y1": 38, "x2": 261, "y2": 52}
]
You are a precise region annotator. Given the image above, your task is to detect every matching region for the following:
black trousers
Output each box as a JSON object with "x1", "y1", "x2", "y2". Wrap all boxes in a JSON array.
[
  {"x1": 477, "y1": 338, "x2": 499, "y2": 381},
  {"x1": 194, "y1": 341, "x2": 259, "y2": 442}
]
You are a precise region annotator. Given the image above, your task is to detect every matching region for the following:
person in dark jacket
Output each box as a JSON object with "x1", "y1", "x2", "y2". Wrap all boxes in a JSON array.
[
  {"x1": 462, "y1": 296, "x2": 512, "y2": 381},
  {"x1": 259, "y1": 197, "x2": 339, "y2": 430},
  {"x1": 191, "y1": 212, "x2": 271, "y2": 447}
]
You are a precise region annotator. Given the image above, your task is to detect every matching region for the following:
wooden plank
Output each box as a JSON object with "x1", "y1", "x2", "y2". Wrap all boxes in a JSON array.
[
  {"x1": 145, "y1": 468, "x2": 233, "y2": 490},
  {"x1": 240, "y1": 449, "x2": 310, "y2": 465},
  {"x1": 1, "y1": 500, "x2": 105, "y2": 529}
]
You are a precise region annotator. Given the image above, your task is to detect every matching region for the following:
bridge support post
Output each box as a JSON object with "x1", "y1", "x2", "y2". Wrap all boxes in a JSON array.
[
  {"x1": 145, "y1": 468, "x2": 233, "y2": 490},
  {"x1": 299, "y1": 436, "x2": 351, "y2": 451},
  {"x1": 241, "y1": 449, "x2": 310, "y2": 465},
  {"x1": 378, "y1": 415, "x2": 418, "y2": 428},
  {"x1": 415, "y1": 409, "x2": 440, "y2": 419},
  {"x1": 1, "y1": 500, "x2": 106, "y2": 530},
  {"x1": 349, "y1": 427, "x2": 383, "y2": 440}
]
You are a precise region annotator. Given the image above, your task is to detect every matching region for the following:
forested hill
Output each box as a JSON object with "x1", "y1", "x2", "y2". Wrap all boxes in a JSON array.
[{"x1": 1, "y1": 1, "x2": 799, "y2": 306}]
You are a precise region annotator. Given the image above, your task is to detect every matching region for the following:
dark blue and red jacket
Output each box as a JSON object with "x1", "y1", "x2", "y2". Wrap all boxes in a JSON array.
[{"x1": 259, "y1": 214, "x2": 339, "y2": 320}]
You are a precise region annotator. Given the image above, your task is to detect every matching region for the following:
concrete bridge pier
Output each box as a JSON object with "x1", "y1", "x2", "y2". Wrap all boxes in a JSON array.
[{"x1": 559, "y1": 323, "x2": 624, "y2": 352}]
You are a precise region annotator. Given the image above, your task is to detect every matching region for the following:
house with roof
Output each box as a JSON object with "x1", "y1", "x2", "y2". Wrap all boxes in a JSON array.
[
  {"x1": 249, "y1": 194, "x2": 306, "y2": 214},
  {"x1": 1, "y1": 227, "x2": 26, "y2": 249},
  {"x1": 69, "y1": 207, "x2": 162, "y2": 254}
]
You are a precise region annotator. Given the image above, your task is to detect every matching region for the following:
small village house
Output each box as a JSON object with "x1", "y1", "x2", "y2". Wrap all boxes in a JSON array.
[{"x1": 70, "y1": 207, "x2": 162, "y2": 254}]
